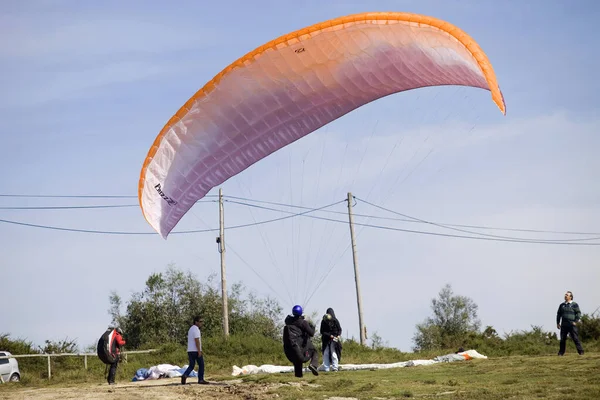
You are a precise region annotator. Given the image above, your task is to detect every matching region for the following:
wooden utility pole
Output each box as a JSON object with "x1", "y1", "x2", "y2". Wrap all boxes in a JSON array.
[
  {"x1": 217, "y1": 188, "x2": 229, "y2": 338},
  {"x1": 347, "y1": 192, "x2": 366, "y2": 345}
]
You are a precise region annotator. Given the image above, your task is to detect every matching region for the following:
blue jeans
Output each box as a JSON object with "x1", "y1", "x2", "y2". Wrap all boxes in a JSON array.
[{"x1": 183, "y1": 351, "x2": 204, "y2": 381}]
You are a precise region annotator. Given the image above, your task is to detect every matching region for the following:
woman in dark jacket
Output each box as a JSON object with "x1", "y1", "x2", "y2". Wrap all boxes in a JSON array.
[{"x1": 319, "y1": 307, "x2": 342, "y2": 371}]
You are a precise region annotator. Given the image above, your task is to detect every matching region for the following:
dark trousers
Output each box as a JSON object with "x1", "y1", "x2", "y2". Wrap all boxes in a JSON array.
[
  {"x1": 559, "y1": 322, "x2": 584, "y2": 355},
  {"x1": 183, "y1": 351, "x2": 204, "y2": 381},
  {"x1": 292, "y1": 343, "x2": 319, "y2": 377},
  {"x1": 293, "y1": 362, "x2": 304, "y2": 377},
  {"x1": 107, "y1": 355, "x2": 119, "y2": 384}
]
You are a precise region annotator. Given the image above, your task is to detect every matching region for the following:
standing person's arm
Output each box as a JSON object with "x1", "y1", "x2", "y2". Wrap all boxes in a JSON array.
[
  {"x1": 556, "y1": 304, "x2": 562, "y2": 329},
  {"x1": 195, "y1": 326, "x2": 202, "y2": 355},
  {"x1": 195, "y1": 337, "x2": 202, "y2": 355},
  {"x1": 116, "y1": 334, "x2": 126, "y2": 353},
  {"x1": 321, "y1": 320, "x2": 333, "y2": 339},
  {"x1": 573, "y1": 303, "x2": 582, "y2": 326}
]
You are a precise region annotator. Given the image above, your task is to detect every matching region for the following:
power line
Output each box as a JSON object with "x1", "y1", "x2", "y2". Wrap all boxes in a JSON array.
[
  {"x1": 0, "y1": 204, "x2": 137, "y2": 210},
  {"x1": 4, "y1": 192, "x2": 600, "y2": 237},
  {"x1": 226, "y1": 195, "x2": 600, "y2": 236},
  {"x1": 224, "y1": 199, "x2": 600, "y2": 246},
  {"x1": 353, "y1": 196, "x2": 600, "y2": 243},
  {"x1": 2, "y1": 194, "x2": 599, "y2": 245},
  {"x1": 0, "y1": 218, "x2": 170, "y2": 235},
  {"x1": 350, "y1": 220, "x2": 600, "y2": 246},
  {"x1": 0, "y1": 199, "x2": 345, "y2": 236},
  {"x1": 0, "y1": 201, "x2": 213, "y2": 210},
  {"x1": 0, "y1": 194, "x2": 218, "y2": 199},
  {"x1": 0, "y1": 194, "x2": 137, "y2": 199}
]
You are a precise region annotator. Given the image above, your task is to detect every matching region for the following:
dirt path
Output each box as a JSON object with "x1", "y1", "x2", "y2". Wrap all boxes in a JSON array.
[{"x1": 2, "y1": 379, "x2": 325, "y2": 400}]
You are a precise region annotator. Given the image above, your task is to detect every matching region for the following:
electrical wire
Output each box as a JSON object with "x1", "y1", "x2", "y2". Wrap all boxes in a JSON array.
[
  {"x1": 353, "y1": 196, "x2": 600, "y2": 243},
  {"x1": 1, "y1": 194, "x2": 599, "y2": 245},
  {"x1": 224, "y1": 195, "x2": 600, "y2": 236},
  {"x1": 0, "y1": 205, "x2": 138, "y2": 210},
  {"x1": 0, "y1": 194, "x2": 138, "y2": 198},
  {"x1": 0, "y1": 194, "x2": 218, "y2": 199},
  {"x1": 0, "y1": 201, "x2": 214, "y2": 210},
  {"x1": 0, "y1": 199, "x2": 346, "y2": 236},
  {"x1": 5, "y1": 193, "x2": 598, "y2": 236},
  {"x1": 224, "y1": 199, "x2": 600, "y2": 246}
]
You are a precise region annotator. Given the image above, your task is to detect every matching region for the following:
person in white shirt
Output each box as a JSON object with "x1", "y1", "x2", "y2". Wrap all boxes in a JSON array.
[{"x1": 181, "y1": 316, "x2": 209, "y2": 384}]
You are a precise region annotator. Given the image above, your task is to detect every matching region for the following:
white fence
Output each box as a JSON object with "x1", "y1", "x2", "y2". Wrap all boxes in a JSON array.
[{"x1": 0, "y1": 349, "x2": 156, "y2": 380}]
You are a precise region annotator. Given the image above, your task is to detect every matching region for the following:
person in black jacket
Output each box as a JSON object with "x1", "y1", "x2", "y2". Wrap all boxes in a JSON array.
[
  {"x1": 556, "y1": 290, "x2": 584, "y2": 356},
  {"x1": 320, "y1": 307, "x2": 342, "y2": 371},
  {"x1": 283, "y1": 305, "x2": 319, "y2": 377}
]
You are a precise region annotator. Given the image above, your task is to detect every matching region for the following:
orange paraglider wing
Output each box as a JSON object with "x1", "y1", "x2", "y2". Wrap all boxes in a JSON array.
[{"x1": 139, "y1": 11, "x2": 505, "y2": 238}]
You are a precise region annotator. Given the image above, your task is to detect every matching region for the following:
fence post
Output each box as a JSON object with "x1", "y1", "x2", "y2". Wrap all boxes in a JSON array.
[{"x1": 0, "y1": 349, "x2": 155, "y2": 380}]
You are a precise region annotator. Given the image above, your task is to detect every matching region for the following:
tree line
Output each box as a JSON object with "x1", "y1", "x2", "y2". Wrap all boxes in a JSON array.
[
  {"x1": 412, "y1": 283, "x2": 600, "y2": 354},
  {"x1": 98, "y1": 265, "x2": 600, "y2": 353},
  {"x1": 2, "y1": 265, "x2": 599, "y2": 356},
  {"x1": 107, "y1": 264, "x2": 283, "y2": 349}
]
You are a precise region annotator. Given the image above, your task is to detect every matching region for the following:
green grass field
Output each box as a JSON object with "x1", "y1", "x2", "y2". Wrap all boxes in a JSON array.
[
  {"x1": 1, "y1": 337, "x2": 598, "y2": 400},
  {"x1": 246, "y1": 353, "x2": 600, "y2": 399}
]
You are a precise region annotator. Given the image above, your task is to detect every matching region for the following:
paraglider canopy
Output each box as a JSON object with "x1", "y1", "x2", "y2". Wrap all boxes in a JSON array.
[{"x1": 139, "y1": 11, "x2": 506, "y2": 238}]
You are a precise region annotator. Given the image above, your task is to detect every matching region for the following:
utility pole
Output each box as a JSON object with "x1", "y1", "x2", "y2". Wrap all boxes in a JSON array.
[
  {"x1": 217, "y1": 188, "x2": 229, "y2": 338},
  {"x1": 347, "y1": 192, "x2": 366, "y2": 345}
]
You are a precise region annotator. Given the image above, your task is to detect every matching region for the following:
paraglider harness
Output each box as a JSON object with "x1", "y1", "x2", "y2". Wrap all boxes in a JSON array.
[
  {"x1": 97, "y1": 328, "x2": 124, "y2": 378},
  {"x1": 283, "y1": 322, "x2": 311, "y2": 362}
]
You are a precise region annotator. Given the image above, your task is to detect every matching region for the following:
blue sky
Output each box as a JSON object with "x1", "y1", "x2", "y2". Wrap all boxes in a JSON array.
[{"x1": 1, "y1": 0, "x2": 599, "y2": 355}]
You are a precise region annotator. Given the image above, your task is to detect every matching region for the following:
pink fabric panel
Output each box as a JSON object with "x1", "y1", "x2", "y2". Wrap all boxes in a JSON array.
[{"x1": 141, "y1": 21, "x2": 494, "y2": 238}]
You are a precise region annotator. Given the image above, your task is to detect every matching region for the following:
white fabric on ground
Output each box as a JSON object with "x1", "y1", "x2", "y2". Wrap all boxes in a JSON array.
[{"x1": 231, "y1": 349, "x2": 487, "y2": 376}]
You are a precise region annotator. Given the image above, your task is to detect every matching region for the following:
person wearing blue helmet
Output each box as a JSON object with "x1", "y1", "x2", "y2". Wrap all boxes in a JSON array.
[{"x1": 283, "y1": 305, "x2": 319, "y2": 377}]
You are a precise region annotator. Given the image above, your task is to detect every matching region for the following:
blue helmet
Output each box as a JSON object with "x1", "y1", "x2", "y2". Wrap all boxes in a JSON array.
[{"x1": 292, "y1": 305, "x2": 303, "y2": 316}]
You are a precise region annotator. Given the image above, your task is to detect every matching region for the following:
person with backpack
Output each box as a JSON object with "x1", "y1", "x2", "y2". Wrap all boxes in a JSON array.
[
  {"x1": 283, "y1": 305, "x2": 319, "y2": 378},
  {"x1": 320, "y1": 307, "x2": 342, "y2": 371},
  {"x1": 97, "y1": 327, "x2": 126, "y2": 385}
]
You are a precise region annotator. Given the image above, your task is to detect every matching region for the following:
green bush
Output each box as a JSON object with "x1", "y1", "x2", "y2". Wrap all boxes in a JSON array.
[{"x1": 580, "y1": 312, "x2": 600, "y2": 341}]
